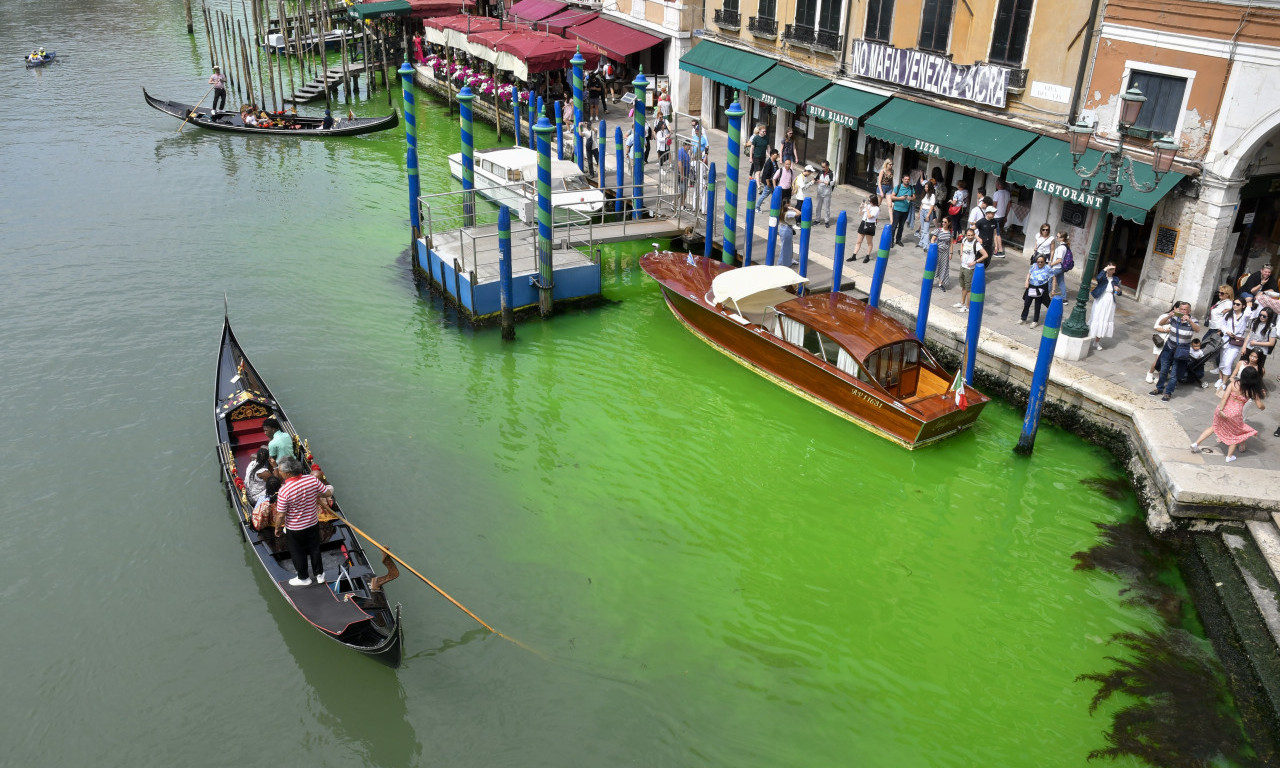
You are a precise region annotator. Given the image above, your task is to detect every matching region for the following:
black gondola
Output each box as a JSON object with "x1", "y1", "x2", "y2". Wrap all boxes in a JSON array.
[
  {"x1": 146, "y1": 88, "x2": 398, "y2": 137},
  {"x1": 215, "y1": 315, "x2": 403, "y2": 666}
]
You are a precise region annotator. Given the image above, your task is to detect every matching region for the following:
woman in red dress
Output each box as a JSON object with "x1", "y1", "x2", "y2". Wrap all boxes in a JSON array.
[{"x1": 1192, "y1": 366, "x2": 1268, "y2": 462}]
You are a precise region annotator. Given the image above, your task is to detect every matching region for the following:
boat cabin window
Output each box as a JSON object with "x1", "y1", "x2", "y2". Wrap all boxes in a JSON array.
[
  {"x1": 863, "y1": 341, "x2": 922, "y2": 398},
  {"x1": 775, "y1": 316, "x2": 866, "y2": 381},
  {"x1": 507, "y1": 168, "x2": 523, "y2": 182},
  {"x1": 480, "y1": 160, "x2": 494, "y2": 174}
]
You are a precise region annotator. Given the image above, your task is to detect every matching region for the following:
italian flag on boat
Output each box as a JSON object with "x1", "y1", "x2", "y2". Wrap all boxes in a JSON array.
[{"x1": 948, "y1": 367, "x2": 968, "y2": 410}]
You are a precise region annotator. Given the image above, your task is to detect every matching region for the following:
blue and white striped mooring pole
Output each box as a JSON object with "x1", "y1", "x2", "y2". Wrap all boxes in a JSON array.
[
  {"x1": 457, "y1": 85, "x2": 476, "y2": 229},
  {"x1": 398, "y1": 61, "x2": 419, "y2": 244},
  {"x1": 704, "y1": 162, "x2": 716, "y2": 260},
  {"x1": 743, "y1": 179, "x2": 757, "y2": 267},
  {"x1": 723, "y1": 100, "x2": 744, "y2": 264},
  {"x1": 498, "y1": 206, "x2": 515, "y2": 341},
  {"x1": 1015, "y1": 295, "x2": 1064, "y2": 455},
  {"x1": 533, "y1": 116, "x2": 556, "y2": 317},
  {"x1": 916, "y1": 242, "x2": 939, "y2": 340},
  {"x1": 831, "y1": 212, "x2": 848, "y2": 293},
  {"x1": 868, "y1": 224, "x2": 892, "y2": 308},
  {"x1": 964, "y1": 264, "x2": 986, "y2": 385}
]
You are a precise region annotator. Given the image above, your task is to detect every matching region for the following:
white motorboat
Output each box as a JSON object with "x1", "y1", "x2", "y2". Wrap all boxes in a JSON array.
[{"x1": 447, "y1": 146, "x2": 606, "y2": 223}]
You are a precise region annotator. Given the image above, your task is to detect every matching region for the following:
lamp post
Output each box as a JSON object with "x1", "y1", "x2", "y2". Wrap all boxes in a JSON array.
[{"x1": 1060, "y1": 87, "x2": 1179, "y2": 345}]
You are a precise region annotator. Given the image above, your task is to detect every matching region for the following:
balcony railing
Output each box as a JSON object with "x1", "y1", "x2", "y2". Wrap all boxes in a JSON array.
[
  {"x1": 713, "y1": 8, "x2": 741, "y2": 29},
  {"x1": 783, "y1": 23, "x2": 842, "y2": 51},
  {"x1": 748, "y1": 15, "x2": 777, "y2": 38}
]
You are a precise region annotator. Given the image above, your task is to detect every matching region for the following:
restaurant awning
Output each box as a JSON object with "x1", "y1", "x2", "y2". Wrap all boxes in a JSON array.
[
  {"x1": 538, "y1": 8, "x2": 597, "y2": 34},
  {"x1": 678, "y1": 40, "x2": 775, "y2": 92},
  {"x1": 806, "y1": 84, "x2": 890, "y2": 130},
  {"x1": 1007, "y1": 136, "x2": 1186, "y2": 224},
  {"x1": 467, "y1": 29, "x2": 599, "y2": 79},
  {"x1": 567, "y1": 17, "x2": 662, "y2": 62},
  {"x1": 862, "y1": 99, "x2": 1039, "y2": 176},
  {"x1": 422, "y1": 13, "x2": 502, "y2": 47},
  {"x1": 508, "y1": 0, "x2": 565, "y2": 21},
  {"x1": 406, "y1": 0, "x2": 474, "y2": 19},
  {"x1": 349, "y1": 0, "x2": 413, "y2": 20},
  {"x1": 746, "y1": 65, "x2": 830, "y2": 114}
]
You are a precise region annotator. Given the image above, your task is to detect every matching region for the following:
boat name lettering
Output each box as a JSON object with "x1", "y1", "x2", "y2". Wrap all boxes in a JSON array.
[{"x1": 851, "y1": 388, "x2": 883, "y2": 408}]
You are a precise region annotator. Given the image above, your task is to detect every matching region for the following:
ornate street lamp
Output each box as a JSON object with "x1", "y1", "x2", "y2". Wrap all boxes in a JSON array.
[{"x1": 1061, "y1": 86, "x2": 1180, "y2": 342}]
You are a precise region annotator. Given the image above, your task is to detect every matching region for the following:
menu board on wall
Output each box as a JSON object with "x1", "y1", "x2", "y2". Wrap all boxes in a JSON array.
[{"x1": 1154, "y1": 226, "x2": 1179, "y2": 258}]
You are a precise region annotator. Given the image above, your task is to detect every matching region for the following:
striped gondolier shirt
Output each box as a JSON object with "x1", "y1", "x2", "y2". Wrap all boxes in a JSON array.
[{"x1": 276, "y1": 475, "x2": 331, "y2": 530}]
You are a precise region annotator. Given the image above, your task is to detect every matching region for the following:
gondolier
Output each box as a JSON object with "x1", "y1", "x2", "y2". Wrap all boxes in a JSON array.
[
  {"x1": 209, "y1": 66, "x2": 226, "y2": 113},
  {"x1": 276, "y1": 456, "x2": 333, "y2": 587}
]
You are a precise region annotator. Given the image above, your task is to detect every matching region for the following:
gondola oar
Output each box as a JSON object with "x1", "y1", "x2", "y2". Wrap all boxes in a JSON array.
[
  {"x1": 177, "y1": 86, "x2": 215, "y2": 133},
  {"x1": 331, "y1": 511, "x2": 543, "y2": 657}
]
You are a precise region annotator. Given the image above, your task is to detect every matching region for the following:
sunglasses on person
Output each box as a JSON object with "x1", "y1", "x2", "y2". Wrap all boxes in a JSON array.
[{"x1": 1234, "y1": 302, "x2": 1244, "y2": 307}]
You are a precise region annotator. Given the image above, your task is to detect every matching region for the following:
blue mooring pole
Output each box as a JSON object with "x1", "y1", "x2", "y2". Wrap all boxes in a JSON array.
[
  {"x1": 498, "y1": 206, "x2": 515, "y2": 341},
  {"x1": 868, "y1": 225, "x2": 893, "y2": 308},
  {"x1": 723, "y1": 100, "x2": 744, "y2": 264},
  {"x1": 1015, "y1": 296, "x2": 1064, "y2": 455},
  {"x1": 597, "y1": 120, "x2": 607, "y2": 190},
  {"x1": 398, "y1": 62, "x2": 419, "y2": 247},
  {"x1": 614, "y1": 126, "x2": 624, "y2": 213},
  {"x1": 964, "y1": 264, "x2": 986, "y2": 385},
  {"x1": 632, "y1": 69, "x2": 647, "y2": 219},
  {"x1": 570, "y1": 49, "x2": 585, "y2": 172},
  {"x1": 797, "y1": 198, "x2": 813, "y2": 293},
  {"x1": 527, "y1": 97, "x2": 536, "y2": 149},
  {"x1": 744, "y1": 179, "x2": 757, "y2": 267},
  {"x1": 457, "y1": 85, "x2": 476, "y2": 229},
  {"x1": 704, "y1": 162, "x2": 716, "y2": 260},
  {"x1": 765, "y1": 185, "x2": 782, "y2": 266},
  {"x1": 916, "y1": 242, "x2": 939, "y2": 340},
  {"x1": 831, "y1": 211, "x2": 848, "y2": 292},
  {"x1": 554, "y1": 99, "x2": 564, "y2": 160}
]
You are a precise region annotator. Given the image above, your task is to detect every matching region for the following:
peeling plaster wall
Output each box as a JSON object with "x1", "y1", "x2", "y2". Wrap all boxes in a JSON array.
[{"x1": 1138, "y1": 194, "x2": 1199, "y2": 306}]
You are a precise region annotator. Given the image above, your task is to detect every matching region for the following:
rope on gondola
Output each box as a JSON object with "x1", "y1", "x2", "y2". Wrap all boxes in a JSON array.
[{"x1": 331, "y1": 511, "x2": 543, "y2": 657}]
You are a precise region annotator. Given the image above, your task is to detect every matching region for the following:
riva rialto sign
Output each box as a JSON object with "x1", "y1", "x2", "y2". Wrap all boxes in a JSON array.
[{"x1": 850, "y1": 41, "x2": 1010, "y2": 108}]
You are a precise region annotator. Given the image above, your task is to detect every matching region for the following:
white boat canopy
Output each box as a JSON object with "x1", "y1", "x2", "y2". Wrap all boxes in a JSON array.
[{"x1": 710, "y1": 266, "x2": 808, "y2": 315}]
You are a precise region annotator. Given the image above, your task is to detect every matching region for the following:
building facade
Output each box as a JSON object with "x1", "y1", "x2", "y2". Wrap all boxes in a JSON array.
[{"x1": 681, "y1": 0, "x2": 1280, "y2": 309}]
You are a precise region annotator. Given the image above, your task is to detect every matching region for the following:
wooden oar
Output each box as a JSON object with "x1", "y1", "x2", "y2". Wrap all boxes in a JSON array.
[
  {"x1": 177, "y1": 86, "x2": 216, "y2": 133},
  {"x1": 332, "y1": 510, "x2": 543, "y2": 657}
]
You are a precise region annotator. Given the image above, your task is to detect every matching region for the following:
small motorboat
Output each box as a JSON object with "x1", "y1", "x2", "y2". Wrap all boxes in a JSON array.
[
  {"x1": 144, "y1": 88, "x2": 397, "y2": 137},
  {"x1": 23, "y1": 51, "x2": 55, "y2": 68},
  {"x1": 640, "y1": 252, "x2": 990, "y2": 449},
  {"x1": 214, "y1": 315, "x2": 403, "y2": 666},
  {"x1": 447, "y1": 146, "x2": 606, "y2": 223}
]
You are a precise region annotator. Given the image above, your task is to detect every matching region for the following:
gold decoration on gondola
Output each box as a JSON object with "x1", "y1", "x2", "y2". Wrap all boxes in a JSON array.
[{"x1": 228, "y1": 402, "x2": 270, "y2": 421}]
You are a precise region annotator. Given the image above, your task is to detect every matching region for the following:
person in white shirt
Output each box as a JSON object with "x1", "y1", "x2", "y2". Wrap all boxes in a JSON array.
[
  {"x1": 814, "y1": 161, "x2": 834, "y2": 227},
  {"x1": 992, "y1": 180, "x2": 1012, "y2": 229}
]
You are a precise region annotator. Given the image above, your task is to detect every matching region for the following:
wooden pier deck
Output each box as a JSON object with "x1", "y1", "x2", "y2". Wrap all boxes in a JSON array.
[{"x1": 286, "y1": 62, "x2": 369, "y2": 103}]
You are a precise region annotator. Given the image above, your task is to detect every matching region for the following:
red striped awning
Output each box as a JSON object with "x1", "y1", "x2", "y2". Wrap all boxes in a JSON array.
[
  {"x1": 567, "y1": 17, "x2": 662, "y2": 62},
  {"x1": 406, "y1": 0, "x2": 475, "y2": 19},
  {"x1": 507, "y1": 0, "x2": 565, "y2": 22}
]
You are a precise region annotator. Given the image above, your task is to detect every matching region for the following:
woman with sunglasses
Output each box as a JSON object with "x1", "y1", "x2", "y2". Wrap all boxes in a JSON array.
[
  {"x1": 1244, "y1": 307, "x2": 1277, "y2": 357},
  {"x1": 1218, "y1": 298, "x2": 1251, "y2": 390},
  {"x1": 1032, "y1": 224, "x2": 1054, "y2": 263}
]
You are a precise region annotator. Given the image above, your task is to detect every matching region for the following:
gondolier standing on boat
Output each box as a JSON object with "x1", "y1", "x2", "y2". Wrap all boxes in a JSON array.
[
  {"x1": 276, "y1": 456, "x2": 333, "y2": 587},
  {"x1": 209, "y1": 66, "x2": 227, "y2": 114}
]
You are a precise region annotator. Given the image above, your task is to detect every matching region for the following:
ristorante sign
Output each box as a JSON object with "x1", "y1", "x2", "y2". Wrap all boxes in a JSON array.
[{"x1": 850, "y1": 41, "x2": 1010, "y2": 109}]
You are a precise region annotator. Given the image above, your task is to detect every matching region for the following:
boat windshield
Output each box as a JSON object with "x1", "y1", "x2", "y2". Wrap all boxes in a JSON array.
[
  {"x1": 562, "y1": 175, "x2": 592, "y2": 191},
  {"x1": 864, "y1": 341, "x2": 923, "y2": 398}
]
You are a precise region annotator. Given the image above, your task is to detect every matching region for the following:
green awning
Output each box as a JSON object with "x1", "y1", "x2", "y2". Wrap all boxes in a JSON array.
[
  {"x1": 678, "y1": 41, "x2": 775, "y2": 93},
  {"x1": 862, "y1": 99, "x2": 1038, "y2": 175},
  {"x1": 746, "y1": 65, "x2": 831, "y2": 114},
  {"x1": 349, "y1": 0, "x2": 412, "y2": 20},
  {"x1": 806, "y1": 84, "x2": 891, "y2": 130},
  {"x1": 1007, "y1": 137, "x2": 1186, "y2": 224}
]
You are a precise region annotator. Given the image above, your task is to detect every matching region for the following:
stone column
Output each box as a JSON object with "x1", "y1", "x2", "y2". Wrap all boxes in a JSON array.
[{"x1": 1176, "y1": 174, "x2": 1243, "y2": 311}]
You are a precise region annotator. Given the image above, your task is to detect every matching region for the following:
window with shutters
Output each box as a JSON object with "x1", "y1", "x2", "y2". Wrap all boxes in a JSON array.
[
  {"x1": 817, "y1": 0, "x2": 842, "y2": 32},
  {"x1": 864, "y1": 0, "x2": 893, "y2": 43},
  {"x1": 758, "y1": 0, "x2": 776, "y2": 18},
  {"x1": 988, "y1": 0, "x2": 1033, "y2": 65},
  {"x1": 918, "y1": 0, "x2": 955, "y2": 53},
  {"x1": 1126, "y1": 70, "x2": 1187, "y2": 136},
  {"x1": 795, "y1": 0, "x2": 817, "y2": 28}
]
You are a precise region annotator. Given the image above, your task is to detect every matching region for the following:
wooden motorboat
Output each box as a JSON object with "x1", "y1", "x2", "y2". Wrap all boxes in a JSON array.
[
  {"x1": 640, "y1": 252, "x2": 989, "y2": 448},
  {"x1": 144, "y1": 89, "x2": 398, "y2": 137},
  {"x1": 214, "y1": 316, "x2": 403, "y2": 666},
  {"x1": 447, "y1": 146, "x2": 606, "y2": 223}
]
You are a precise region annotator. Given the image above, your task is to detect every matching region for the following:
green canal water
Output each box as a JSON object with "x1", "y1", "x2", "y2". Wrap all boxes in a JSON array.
[{"x1": 0, "y1": 3, "x2": 1225, "y2": 766}]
